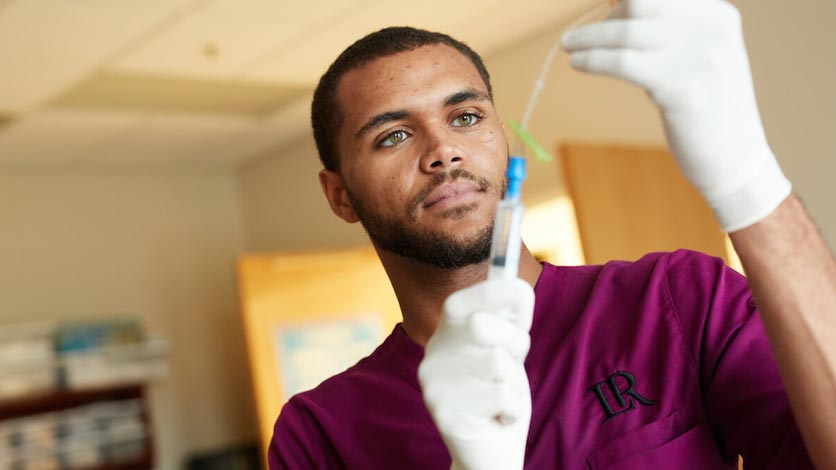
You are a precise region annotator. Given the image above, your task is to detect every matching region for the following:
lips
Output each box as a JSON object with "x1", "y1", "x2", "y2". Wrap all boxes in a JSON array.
[{"x1": 422, "y1": 181, "x2": 482, "y2": 209}]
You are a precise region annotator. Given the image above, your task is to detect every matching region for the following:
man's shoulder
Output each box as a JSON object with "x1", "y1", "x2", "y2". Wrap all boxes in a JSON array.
[
  {"x1": 288, "y1": 349, "x2": 387, "y2": 409},
  {"x1": 531, "y1": 248, "x2": 738, "y2": 341},
  {"x1": 538, "y1": 249, "x2": 726, "y2": 291},
  {"x1": 598, "y1": 248, "x2": 724, "y2": 273},
  {"x1": 270, "y1": 352, "x2": 395, "y2": 469},
  {"x1": 284, "y1": 327, "x2": 419, "y2": 415}
]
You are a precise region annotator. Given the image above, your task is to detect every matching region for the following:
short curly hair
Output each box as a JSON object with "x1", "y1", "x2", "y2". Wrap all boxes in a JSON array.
[{"x1": 311, "y1": 26, "x2": 493, "y2": 172}]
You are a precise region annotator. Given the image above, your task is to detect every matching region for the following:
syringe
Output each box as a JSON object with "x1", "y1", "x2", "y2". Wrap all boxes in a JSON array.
[{"x1": 488, "y1": 157, "x2": 527, "y2": 280}]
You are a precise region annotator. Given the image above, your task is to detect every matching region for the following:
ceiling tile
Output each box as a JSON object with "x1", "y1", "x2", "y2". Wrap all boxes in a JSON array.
[
  {"x1": 464, "y1": 0, "x2": 603, "y2": 55},
  {"x1": 246, "y1": 0, "x2": 596, "y2": 85},
  {"x1": 200, "y1": 124, "x2": 288, "y2": 168},
  {"x1": 244, "y1": 0, "x2": 508, "y2": 84},
  {"x1": 49, "y1": 70, "x2": 309, "y2": 117},
  {"x1": 261, "y1": 93, "x2": 313, "y2": 148},
  {"x1": 199, "y1": 0, "x2": 357, "y2": 26},
  {"x1": 81, "y1": 114, "x2": 284, "y2": 169},
  {"x1": 0, "y1": 114, "x2": 14, "y2": 132},
  {"x1": 110, "y1": 17, "x2": 292, "y2": 79},
  {"x1": 0, "y1": 0, "x2": 196, "y2": 112},
  {"x1": 0, "y1": 110, "x2": 146, "y2": 166},
  {"x1": 111, "y1": 0, "x2": 359, "y2": 81}
]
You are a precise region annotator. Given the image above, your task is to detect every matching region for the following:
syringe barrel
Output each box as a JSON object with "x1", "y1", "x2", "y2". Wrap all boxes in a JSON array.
[{"x1": 488, "y1": 199, "x2": 525, "y2": 280}]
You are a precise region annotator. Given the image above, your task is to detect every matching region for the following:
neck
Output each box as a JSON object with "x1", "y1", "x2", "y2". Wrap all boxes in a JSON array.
[{"x1": 376, "y1": 244, "x2": 543, "y2": 346}]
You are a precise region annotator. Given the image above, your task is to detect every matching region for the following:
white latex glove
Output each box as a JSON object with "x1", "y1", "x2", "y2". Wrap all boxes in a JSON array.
[
  {"x1": 562, "y1": 0, "x2": 791, "y2": 232},
  {"x1": 418, "y1": 278, "x2": 535, "y2": 470}
]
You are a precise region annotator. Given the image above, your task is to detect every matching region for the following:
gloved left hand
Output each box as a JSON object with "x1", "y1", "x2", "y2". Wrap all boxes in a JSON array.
[
  {"x1": 562, "y1": 0, "x2": 791, "y2": 232},
  {"x1": 418, "y1": 278, "x2": 534, "y2": 470}
]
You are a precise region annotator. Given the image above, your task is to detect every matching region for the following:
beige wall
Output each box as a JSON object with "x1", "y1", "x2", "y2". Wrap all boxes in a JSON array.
[
  {"x1": 239, "y1": 0, "x2": 834, "y2": 252},
  {"x1": 240, "y1": 139, "x2": 371, "y2": 253},
  {"x1": 737, "y1": 0, "x2": 836, "y2": 248},
  {"x1": 0, "y1": 170, "x2": 257, "y2": 468}
]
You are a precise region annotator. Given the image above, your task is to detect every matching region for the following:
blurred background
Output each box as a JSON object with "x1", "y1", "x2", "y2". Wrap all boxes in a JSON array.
[{"x1": 0, "y1": 0, "x2": 832, "y2": 468}]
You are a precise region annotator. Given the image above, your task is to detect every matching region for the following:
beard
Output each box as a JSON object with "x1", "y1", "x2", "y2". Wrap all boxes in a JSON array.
[{"x1": 347, "y1": 168, "x2": 504, "y2": 269}]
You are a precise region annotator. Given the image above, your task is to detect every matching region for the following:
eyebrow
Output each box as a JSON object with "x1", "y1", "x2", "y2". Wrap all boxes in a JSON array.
[
  {"x1": 355, "y1": 110, "x2": 409, "y2": 140},
  {"x1": 444, "y1": 88, "x2": 491, "y2": 107},
  {"x1": 354, "y1": 88, "x2": 491, "y2": 141}
]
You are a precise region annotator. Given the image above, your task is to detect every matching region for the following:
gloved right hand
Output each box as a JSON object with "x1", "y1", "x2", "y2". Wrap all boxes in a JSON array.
[
  {"x1": 562, "y1": 0, "x2": 791, "y2": 232},
  {"x1": 418, "y1": 278, "x2": 535, "y2": 470}
]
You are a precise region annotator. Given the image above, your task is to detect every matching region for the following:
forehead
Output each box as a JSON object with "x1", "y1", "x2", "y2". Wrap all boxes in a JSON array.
[{"x1": 335, "y1": 44, "x2": 488, "y2": 133}]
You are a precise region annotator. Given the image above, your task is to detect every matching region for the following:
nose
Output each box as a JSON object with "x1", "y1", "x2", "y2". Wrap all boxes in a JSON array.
[{"x1": 419, "y1": 127, "x2": 463, "y2": 173}]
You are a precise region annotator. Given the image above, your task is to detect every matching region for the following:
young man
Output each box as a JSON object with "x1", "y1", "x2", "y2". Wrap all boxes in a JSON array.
[{"x1": 270, "y1": 1, "x2": 836, "y2": 468}]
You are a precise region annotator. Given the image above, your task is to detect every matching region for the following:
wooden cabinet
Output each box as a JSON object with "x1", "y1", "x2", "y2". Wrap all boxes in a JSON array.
[{"x1": 560, "y1": 142, "x2": 732, "y2": 265}]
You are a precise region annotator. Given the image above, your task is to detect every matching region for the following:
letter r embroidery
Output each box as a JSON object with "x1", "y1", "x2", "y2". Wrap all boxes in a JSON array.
[{"x1": 588, "y1": 371, "x2": 656, "y2": 422}]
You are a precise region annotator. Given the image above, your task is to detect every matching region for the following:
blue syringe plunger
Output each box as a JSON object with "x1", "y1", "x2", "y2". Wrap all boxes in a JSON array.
[{"x1": 506, "y1": 156, "x2": 527, "y2": 201}]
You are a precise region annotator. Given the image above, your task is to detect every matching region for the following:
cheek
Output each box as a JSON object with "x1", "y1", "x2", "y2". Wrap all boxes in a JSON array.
[
  {"x1": 481, "y1": 126, "x2": 507, "y2": 150},
  {"x1": 349, "y1": 164, "x2": 415, "y2": 211},
  {"x1": 373, "y1": 155, "x2": 420, "y2": 188},
  {"x1": 470, "y1": 121, "x2": 505, "y2": 156},
  {"x1": 474, "y1": 128, "x2": 508, "y2": 173}
]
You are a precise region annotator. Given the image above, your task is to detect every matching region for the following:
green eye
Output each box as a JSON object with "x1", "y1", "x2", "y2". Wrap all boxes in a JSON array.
[
  {"x1": 380, "y1": 130, "x2": 409, "y2": 147},
  {"x1": 452, "y1": 113, "x2": 480, "y2": 127}
]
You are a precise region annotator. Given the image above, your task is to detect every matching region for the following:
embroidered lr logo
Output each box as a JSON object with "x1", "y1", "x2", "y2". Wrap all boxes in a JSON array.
[{"x1": 588, "y1": 371, "x2": 656, "y2": 422}]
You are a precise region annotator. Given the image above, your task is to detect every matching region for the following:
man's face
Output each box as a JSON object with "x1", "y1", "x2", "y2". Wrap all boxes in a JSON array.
[{"x1": 330, "y1": 44, "x2": 509, "y2": 268}]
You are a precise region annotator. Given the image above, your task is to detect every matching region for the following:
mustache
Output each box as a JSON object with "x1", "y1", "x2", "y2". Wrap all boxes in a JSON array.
[{"x1": 408, "y1": 168, "x2": 493, "y2": 217}]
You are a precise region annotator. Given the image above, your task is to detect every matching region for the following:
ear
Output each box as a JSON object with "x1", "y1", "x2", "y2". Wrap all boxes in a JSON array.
[{"x1": 319, "y1": 169, "x2": 360, "y2": 223}]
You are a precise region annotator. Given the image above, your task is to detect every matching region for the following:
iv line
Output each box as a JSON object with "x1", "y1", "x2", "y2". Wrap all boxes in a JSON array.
[{"x1": 512, "y1": 0, "x2": 616, "y2": 158}]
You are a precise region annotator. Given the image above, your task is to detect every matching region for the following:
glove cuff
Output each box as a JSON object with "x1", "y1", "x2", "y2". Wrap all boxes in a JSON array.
[{"x1": 708, "y1": 153, "x2": 792, "y2": 232}]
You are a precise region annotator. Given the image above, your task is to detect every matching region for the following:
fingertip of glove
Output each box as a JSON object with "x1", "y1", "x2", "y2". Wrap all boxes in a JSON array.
[{"x1": 561, "y1": 30, "x2": 576, "y2": 49}]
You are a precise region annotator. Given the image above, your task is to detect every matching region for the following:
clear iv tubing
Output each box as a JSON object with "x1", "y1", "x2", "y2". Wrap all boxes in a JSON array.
[
  {"x1": 512, "y1": 0, "x2": 617, "y2": 157},
  {"x1": 491, "y1": 0, "x2": 616, "y2": 280}
]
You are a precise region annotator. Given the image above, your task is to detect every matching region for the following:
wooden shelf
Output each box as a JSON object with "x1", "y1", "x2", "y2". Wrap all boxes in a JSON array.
[
  {"x1": 64, "y1": 456, "x2": 153, "y2": 470},
  {"x1": 0, "y1": 384, "x2": 155, "y2": 469},
  {"x1": 0, "y1": 383, "x2": 145, "y2": 419}
]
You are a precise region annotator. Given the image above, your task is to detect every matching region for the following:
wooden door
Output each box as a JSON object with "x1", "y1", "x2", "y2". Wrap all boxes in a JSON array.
[
  {"x1": 560, "y1": 142, "x2": 729, "y2": 265},
  {"x1": 236, "y1": 247, "x2": 401, "y2": 455}
]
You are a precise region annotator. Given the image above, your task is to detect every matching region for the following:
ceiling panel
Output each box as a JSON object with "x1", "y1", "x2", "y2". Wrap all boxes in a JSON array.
[
  {"x1": 0, "y1": 0, "x2": 197, "y2": 112},
  {"x1": 244, "y1": 0, "x2": 526, "y2": 84},
  {"x1": 80, "y1": 114, "x2": 284, "y2": 169},
  {"x1": 199, "y1": 0, "x2": 358, "y2": 26},
  {"x1": 0, "y1": 110, "x2": 146, "y2": 166},
  {"x1": 110, "y1": 16, "x2": 294, "y2": 79},
  {"x1": 49, "y1": 70, "x2": 309, "y2": 117},
  {"x1": 463, "y1": 0, "x2": 602, "y2": 55},
  {"x1": 110, "y1": 0, "x2": 359, "y2": 81},
  {"x1": 0, "y1": 115, "x2": 14, "y2": 132},
  {"x1": 41, "y1": 0, "x2": 200, "y2": 10},
  {"x1": 199, "y1": 123, "x2": 290, "y2": 168},
  {"x1": 261, "y1": 92, "x2": 314, "y2": 150},
  {"x1": 246, "y1": 0, "x2": 600, "y2": 85}
]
